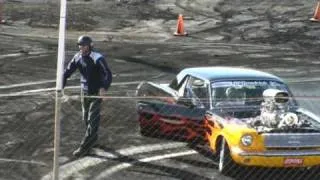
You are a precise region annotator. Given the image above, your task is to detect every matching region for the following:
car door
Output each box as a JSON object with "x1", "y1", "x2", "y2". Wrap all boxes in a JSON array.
[{"x1": 137, "y1": 75, "x2": 208, "y2": 141}]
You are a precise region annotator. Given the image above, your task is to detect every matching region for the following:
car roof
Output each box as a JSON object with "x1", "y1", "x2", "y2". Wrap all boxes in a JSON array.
[{"x1": 178, "y1": 66, "x2": 284, "y2": 82}]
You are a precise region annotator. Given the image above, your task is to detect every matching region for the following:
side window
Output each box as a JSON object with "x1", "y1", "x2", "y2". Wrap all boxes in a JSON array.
[
  {"x1": 192, "y1": 80, "x2": 208, "y2": 100},
  {"x1": 186, "y1": 77, "x2": 207, "y2": 97},
  {"x1": 184, "y1": 76, "x2": 209, "y2": 108}
]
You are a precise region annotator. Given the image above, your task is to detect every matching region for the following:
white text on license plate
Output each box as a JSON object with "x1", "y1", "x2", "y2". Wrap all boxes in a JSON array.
[{"x1": 284, "y1": 158, "x2": 303, "y2": 167}]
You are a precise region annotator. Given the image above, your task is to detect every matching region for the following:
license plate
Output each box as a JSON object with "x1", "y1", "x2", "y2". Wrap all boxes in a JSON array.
[{"x1": 284, "y1": 158, "x2": 304, "y2": 167}]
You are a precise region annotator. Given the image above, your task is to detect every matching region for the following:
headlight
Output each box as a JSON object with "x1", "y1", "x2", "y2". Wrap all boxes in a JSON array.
[{"x1": 241, "y1": 134, "x2": 253, "y2": 146}]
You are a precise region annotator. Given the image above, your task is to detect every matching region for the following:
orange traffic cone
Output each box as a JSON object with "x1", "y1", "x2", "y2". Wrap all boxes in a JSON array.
[
  {"x1": 174, "y1": 14, "x2": 188, "y2": 36},
  {"x1": 310, "y1": 2, "x2": 320, "y2": 22}
]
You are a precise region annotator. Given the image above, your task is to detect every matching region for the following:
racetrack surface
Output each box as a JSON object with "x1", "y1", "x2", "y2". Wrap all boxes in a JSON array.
[{"x1": 1, "y1": 0, "x2": 320, "y2": 180}]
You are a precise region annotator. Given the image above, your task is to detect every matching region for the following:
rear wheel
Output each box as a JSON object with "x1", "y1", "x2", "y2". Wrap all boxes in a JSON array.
[
  {"x1": 140, "y1": 125, "x2": 161, "y2": 137},
  {"x1": 140, "y1": 127, "x2": 153, "y2": 136},
  {"x1": 138, "y1": 113, "x2": 157, "y2": 137}
]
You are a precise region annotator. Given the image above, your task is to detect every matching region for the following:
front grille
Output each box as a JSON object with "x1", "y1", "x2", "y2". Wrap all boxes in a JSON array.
[{"x1": 263, "y1": 133, "x2": 320, "y2": 148}]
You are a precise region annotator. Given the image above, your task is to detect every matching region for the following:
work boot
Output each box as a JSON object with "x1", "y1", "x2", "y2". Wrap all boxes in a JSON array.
[{"x1": 72, "y1": 147, "x2": 90, "y2": 157}]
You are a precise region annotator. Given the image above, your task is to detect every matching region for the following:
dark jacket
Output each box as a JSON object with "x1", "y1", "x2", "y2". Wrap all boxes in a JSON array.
[{"x1": 63, "y1": 51, "x2": 112, "y2": 94}]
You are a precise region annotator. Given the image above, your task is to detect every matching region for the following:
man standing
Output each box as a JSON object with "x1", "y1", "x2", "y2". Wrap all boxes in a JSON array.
[{"x1": 63, "y1": 35, "x2": 112, "y2": 157}]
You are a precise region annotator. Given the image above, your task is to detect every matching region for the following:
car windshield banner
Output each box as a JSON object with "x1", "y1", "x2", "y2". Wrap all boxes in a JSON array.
[{"x1": 211, "y1": 80, "x2": 283, "y2": 89}]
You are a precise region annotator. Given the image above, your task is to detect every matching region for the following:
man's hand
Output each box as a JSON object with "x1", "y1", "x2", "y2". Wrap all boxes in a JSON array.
[
  {"x1": 61, "y1": 90, "x2": 70, "y2": 103},
  {"x1": 99, "y1": 88, "x2": 107, "y2": 99}
]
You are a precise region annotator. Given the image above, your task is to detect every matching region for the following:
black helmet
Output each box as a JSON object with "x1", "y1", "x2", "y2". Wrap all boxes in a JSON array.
[{"x1": 77, "y1": 35, "x2": 93, "y2": 47}]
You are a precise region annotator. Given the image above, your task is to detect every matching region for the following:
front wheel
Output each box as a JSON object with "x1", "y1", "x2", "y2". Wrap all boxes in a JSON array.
[{"x1": 218, "y1": 138, "x2": 239, "y2": 175}]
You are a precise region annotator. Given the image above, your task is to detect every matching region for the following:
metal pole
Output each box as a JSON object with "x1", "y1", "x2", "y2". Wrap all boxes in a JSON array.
[{"x1": 53, "y1": 0, "x2": 66, "y2": 179}]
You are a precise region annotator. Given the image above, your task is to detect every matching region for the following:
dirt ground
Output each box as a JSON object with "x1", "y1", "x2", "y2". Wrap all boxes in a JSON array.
[{"x1": 1, "y1": 0, "x2": 320, "y2": 180}]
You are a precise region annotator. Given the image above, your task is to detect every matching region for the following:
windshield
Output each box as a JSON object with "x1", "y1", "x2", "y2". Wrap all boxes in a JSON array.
[{"x1": 211, "y1": 80, "x2": 296, "y2": 107}]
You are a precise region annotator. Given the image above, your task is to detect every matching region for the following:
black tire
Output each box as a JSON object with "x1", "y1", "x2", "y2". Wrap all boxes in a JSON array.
[
  {"x1": 218, "y1": 138, "x2": 239, "y2": 175},
  {"x1": 307, "y1": 166, "x2": 320, "y2": 179},
  {"x1": 140, "y1": 126, "x2": 160, "y2": 137},
  {"x1": 140, "y1": 127, "x2": 152, "y2": 136}
]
